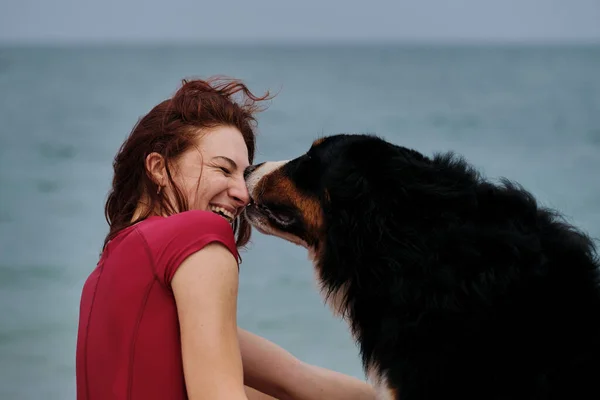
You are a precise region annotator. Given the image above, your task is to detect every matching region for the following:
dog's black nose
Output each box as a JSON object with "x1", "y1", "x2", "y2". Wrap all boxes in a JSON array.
[{"x1": 244, "y1": 163, "x2": 263, "y2": 180}]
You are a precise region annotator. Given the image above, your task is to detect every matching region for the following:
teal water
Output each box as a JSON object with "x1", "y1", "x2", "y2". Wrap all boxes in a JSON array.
[{"x1": 0, "y1": 44, "x2": 599, "y2": 399}]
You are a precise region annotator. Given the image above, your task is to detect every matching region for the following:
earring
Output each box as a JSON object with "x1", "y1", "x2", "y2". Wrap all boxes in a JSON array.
[{"x1": 157, "y1": 185, "x2": 162, "y2": 195}]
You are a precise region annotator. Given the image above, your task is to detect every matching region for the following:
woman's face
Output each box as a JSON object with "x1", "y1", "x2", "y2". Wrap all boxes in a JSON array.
[{"x1": 170, "y1": 125, "x2": 251, "y2": 223}]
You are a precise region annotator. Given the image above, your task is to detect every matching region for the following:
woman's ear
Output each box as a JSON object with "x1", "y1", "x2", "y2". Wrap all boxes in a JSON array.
[{"x1": 145, "y1": 152, "x2": 167, "y2": 187}]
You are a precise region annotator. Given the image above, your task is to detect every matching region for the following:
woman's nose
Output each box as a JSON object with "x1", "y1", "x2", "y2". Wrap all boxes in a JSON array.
[{"x1": 230, "y1": 176, "x2": 250, "y2": 206}]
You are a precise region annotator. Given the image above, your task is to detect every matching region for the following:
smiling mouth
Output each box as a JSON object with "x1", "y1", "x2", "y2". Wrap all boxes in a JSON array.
[{"x1": 209, "y1": 205, "x2": 235, "y2": 223}]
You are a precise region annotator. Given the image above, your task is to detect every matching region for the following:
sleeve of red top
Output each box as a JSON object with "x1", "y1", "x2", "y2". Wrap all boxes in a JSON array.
[{"x1": 140, "y1": 210, "x2": 239, "y2": 288}]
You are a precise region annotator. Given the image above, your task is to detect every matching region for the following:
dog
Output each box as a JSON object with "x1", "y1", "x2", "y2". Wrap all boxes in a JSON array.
[{"x1": 243, "y1": 134, "x2": 600, "y2": 400}]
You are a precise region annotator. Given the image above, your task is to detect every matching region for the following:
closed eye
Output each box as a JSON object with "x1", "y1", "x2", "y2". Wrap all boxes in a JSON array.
[{"x1": 211, "y1": 156, "x2": 238, "y2": 176}]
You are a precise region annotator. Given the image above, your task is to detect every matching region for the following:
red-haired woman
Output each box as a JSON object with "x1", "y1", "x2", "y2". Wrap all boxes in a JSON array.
[{"x1": 75, "y1": 77, "x2": 375, "y2": 400}]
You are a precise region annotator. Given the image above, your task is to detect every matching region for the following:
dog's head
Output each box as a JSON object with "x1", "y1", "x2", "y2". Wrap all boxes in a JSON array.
[{"x1": 243, "y1": 134, "x2": 436, "y2": 255}]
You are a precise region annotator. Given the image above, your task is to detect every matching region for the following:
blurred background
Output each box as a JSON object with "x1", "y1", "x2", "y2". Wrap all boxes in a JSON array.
[{"x1": 1, "y1": 0, "x2": 599, "y2": 398}]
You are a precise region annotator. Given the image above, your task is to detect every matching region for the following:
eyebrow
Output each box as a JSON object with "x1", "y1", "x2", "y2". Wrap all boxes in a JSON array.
[{"x1": 212, "y1": 156, "x2": 239, "y2": 170}]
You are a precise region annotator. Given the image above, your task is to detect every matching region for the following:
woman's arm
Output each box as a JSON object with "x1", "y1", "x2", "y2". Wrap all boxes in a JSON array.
[
  {"x1": 239, "y1": 328, "x2": 376, "y2": 400},
  {"x1": 172, "y1": 242, "x2": 248, "y2": 400},
  {"x1": 245, "y1": 385, "x2": 278, "y2": 400}
]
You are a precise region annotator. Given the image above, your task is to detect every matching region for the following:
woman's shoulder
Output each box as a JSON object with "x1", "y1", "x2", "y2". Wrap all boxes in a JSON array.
[
  {"x1": 136, "y1": 210, "x2": 238, "y2": 257},
  {"x1": 136, "y1": 211, "x2": 240, "y2": 282}
]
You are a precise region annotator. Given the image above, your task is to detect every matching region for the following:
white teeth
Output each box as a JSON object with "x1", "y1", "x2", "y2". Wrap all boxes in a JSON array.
[{"x1": 209, "y1": 205, "x2": 234, "y2": 222}]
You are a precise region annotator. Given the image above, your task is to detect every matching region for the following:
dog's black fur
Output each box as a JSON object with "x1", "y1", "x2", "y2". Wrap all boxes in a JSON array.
[{"x1": 263, "y1": 134, "x2": 600, "y2": 399}]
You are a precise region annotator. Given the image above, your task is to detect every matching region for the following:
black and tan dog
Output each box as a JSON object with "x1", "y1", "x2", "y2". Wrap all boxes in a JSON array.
[{"x1": 243, "y1": 134, "x2": 600, "y2": 400}]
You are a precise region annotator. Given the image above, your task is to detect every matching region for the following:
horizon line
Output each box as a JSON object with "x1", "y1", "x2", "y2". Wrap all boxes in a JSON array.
[{"x1": 1, "y1": 37, "x2": 600, "y2": 48}]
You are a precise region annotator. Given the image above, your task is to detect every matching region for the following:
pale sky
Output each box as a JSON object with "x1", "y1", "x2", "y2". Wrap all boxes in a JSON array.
[{"x1": 1, "y1": 0, "x2": 600, "y2": 44}]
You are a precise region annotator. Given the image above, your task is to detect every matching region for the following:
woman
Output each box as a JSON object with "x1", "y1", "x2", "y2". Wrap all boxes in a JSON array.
[{"x1": 76, "y1": 77, "x2": 375, "y2": 400}]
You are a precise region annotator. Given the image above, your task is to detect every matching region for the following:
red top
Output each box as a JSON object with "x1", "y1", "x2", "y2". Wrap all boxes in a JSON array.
[{"x1": 76, "y1": 210, "x2": 239, "y2": 400}]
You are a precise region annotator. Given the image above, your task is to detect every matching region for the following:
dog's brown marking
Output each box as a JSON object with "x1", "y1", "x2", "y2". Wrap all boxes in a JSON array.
[
  {"x1": 312, "y1": 137, "x2": 326, "y2": 148},
  {"x1": 255, "y1": 168, "x2": 325, "y2": 246}
]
